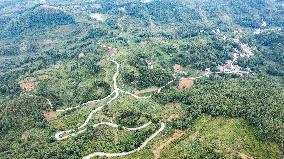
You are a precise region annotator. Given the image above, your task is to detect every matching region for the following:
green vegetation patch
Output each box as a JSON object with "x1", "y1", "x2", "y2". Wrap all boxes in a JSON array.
[
  {"x1": 160, "y1": 115, "x2": 281, "y2": 159},
  {"x1": 155, "y1": 77, "x2": 284, "y2": 149}
]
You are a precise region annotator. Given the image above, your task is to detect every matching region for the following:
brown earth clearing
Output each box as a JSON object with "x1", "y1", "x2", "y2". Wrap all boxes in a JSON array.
[
  {"x1": 19, "y1": 79, "x2": 37, "y2": 92},
  {"x1": 43, "y1": 111, "x2": 58, "y2": 122},
  {"x1": 178, "y1": 79, "x2": 193, "y2": 90}
]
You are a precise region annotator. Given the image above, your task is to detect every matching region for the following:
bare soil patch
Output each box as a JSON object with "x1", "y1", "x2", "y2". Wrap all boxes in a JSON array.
[
  {"x1": 173, "y1": 64, "x2": 181, "y2": 73},
  {"x1": 152, "y1": 130, "x2": 184, "y2": 159},
  {"x1": 178, "y1": 79, "x2": 193, "y2": 90},
  {"x1": 132, "y1": 87, "x2": 158, "y2": 95},
  {"x1": 21, "y1": 131, "x2": 29, "y2": 141},
  {"x1": 43, "y1": 111, "x2": 58, "y2": 122},
  {"x1": 166, "y1": 114, "x2": 180, "y2": 122},
  {"x1": 238, "y1": 152, "x2": 253, "y2": 159},
  {"x1": 90, "y1": 101, "x2": 96, "y2": 109},
  {"x1": 52, "y1": 63, "x2": 61, "y2": 69},
  {"x1": 79, "y1": 52, "x2": 85, "y2": 59},
  {"x1": 19, "y1": 79, "x2": 37, "y2": 92},
  {"x1": 97, "y1": 59, "x2": 108, "y2": 66}
]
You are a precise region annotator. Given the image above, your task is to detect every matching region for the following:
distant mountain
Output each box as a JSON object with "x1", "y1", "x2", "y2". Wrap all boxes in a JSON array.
[{"x1": 2, "y1": 4, "x2": 75, "y2": 37}]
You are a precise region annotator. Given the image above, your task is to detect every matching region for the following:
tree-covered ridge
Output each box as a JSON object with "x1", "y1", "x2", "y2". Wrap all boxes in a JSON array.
[
  {"x1": 0, "y1": 96, "x2": 50, "y2": 135},
  {"x1": 2, "y1": 4, "x2": 75, "y2": 37}
]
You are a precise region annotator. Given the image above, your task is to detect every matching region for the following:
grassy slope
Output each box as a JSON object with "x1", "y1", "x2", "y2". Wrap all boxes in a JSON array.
[{"x1": 124, "y1": 115, "x2": 281, "y2": 159}]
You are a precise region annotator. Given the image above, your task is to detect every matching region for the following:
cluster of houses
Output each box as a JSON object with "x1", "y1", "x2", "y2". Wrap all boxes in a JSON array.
[
  {"x1": 217, "y1": 50, "x2": 253, "y2": 76},
  {"x1": 217, "y1": 60, "x2": 242, "y2": 73}
]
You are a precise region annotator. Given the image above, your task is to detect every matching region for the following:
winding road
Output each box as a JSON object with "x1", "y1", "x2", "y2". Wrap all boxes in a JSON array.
[
  {"x1": 52, "y1": 49, "x2": 167, "y2": 159},
  {"x1": 50, "y1": 41, "x2": 251, "y2": 158},
  {"x1": 52, "y1": 40, "x2": 251, "y2": 157},
  {"x1": 30, "y1": 17, "x2": 257, "y2": 157},
  {"x1": 119, "y1": 89, "x2": 152, "y2": 99}
]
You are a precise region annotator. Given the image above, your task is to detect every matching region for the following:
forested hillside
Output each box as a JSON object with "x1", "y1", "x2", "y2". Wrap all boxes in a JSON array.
[{"x1": 0, "y1": 0, "x2": 283, "y2": 158}]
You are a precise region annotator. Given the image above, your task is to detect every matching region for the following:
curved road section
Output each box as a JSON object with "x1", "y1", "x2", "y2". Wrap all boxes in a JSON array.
[
  {"x1": 55, "y1": 121, "x2": 153, "y2": 141},
  {"x1": 82, "y1": 122, "x2": 165, "y2": 159},
  {"x1": 54, "y1": 59, "x2": 155, "y2": 141}
]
